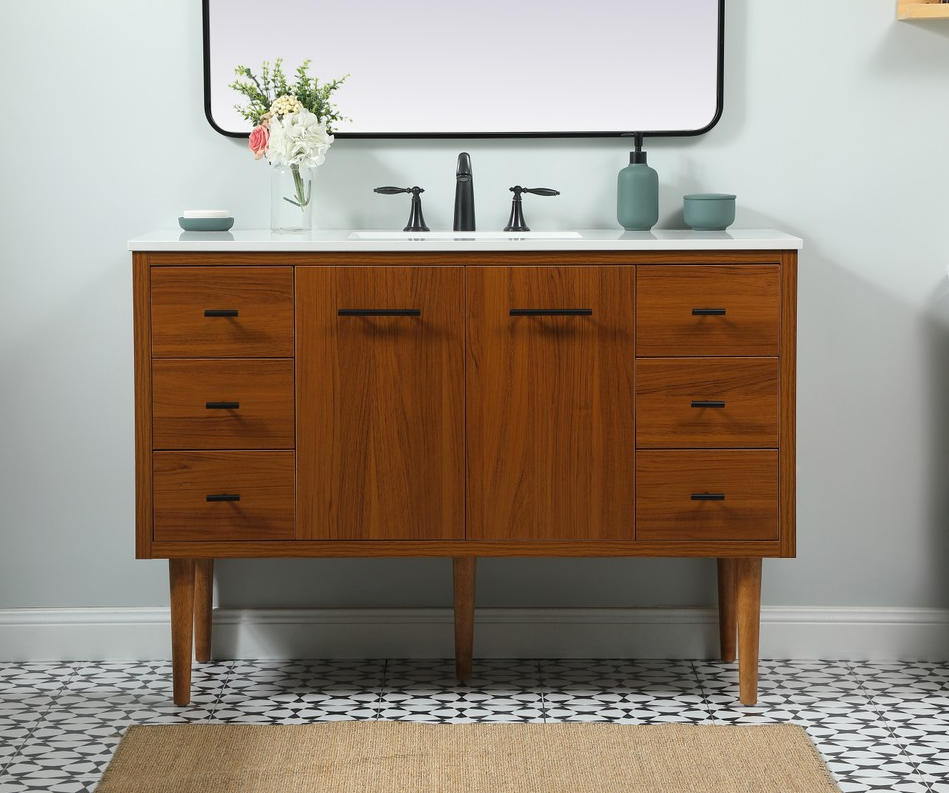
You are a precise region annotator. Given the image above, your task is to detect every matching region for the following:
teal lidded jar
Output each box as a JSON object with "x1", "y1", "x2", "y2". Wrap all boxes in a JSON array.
[{"x1": 617, "y1": 133, "x2": 658, "y2": 231}]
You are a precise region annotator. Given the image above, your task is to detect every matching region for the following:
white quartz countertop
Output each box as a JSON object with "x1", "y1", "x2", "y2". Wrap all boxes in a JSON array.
[{"x1": 128, "y1": 228, "x2": 803, "y2": 252}]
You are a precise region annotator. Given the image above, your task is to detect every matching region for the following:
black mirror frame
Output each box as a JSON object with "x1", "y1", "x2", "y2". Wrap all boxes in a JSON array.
[{"x1": 202, "y1": 0, "x2": 724, "y2": 140}]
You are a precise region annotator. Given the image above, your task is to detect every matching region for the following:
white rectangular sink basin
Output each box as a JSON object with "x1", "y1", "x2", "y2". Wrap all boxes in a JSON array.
[{"x1": 349, "y1": 230, "x2": 583, "y2": 240}]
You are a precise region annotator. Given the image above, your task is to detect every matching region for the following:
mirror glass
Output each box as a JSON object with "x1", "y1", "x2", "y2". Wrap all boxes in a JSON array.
[{"x1": 204, "y1": 0, "x2": 723, "y2": 138}]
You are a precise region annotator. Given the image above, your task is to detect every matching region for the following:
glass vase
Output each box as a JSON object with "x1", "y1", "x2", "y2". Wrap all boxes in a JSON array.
[{"x1": 271, "y1": 164, "x2": 314, "y2": 232}]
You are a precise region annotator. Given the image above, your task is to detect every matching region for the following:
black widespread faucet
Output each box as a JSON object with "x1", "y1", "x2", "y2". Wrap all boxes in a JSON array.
[
  {"x1": 504, "y1": 186, "x2": 560, "y2": 232},
  {"x1": 453, "y1": 152, "x2": 475, "y2": 231},
  {"x1": 373, "y1": 185, "x2": 429, "y2": 232}
]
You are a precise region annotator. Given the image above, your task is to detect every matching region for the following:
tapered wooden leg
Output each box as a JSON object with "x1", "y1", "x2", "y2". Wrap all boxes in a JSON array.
[
  {"x1": 193, "y1": 559, "x2": 214, "y2": 663},
  {"x1": 736, "y1": 557, "x2": 762, "y2": 706},
  {"x1": 169, "y1": 559, "x2": 196, "y2": 706},
  {"x1": 717, "y1": 558, "x2": 737, "y2": 663},
  {"x1": 453, "y1": 557, "x2": 476, "y2": 682}
]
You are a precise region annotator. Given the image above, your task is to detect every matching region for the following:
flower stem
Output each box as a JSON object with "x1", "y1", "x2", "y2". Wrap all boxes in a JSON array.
[{"x1": 290, "y1": 164, "x2": 310, "y2": 210}]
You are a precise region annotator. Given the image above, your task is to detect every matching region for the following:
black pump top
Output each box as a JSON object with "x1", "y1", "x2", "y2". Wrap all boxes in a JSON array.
[{"x1": 630, "y1": 132, "x2": 648, "y2": 164}]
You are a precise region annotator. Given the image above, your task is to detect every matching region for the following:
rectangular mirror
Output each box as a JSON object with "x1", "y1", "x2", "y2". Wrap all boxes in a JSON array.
[{"x1": 204, "y1": 0, "x2": 723, "y2": 138}]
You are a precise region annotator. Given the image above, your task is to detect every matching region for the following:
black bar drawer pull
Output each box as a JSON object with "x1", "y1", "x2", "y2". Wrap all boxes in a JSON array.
[
  {"x1": 205, "y1": 401, "x2": 240, "y2": 410},
  {"x1": 691, "y1": 493, "x2": 726, "y2": 501},
  {"x1": 691, "y1": 400, "x2": 726, "y2": 409},
  {"x1": 204, "y1": 309, "x2": 239, "y2": 317},
  {"x1": 509, "y1": 308, "x2": 593, "y2": 316},
  {"x1": 691, "y1": 308, "x2": 726, "y2": 316},
  {"x1": 338, "y1": 309, "x2": 421, "y2": 316},
  {"x1": 206, "y1": 493, "x2": 241, "y2": 503}
]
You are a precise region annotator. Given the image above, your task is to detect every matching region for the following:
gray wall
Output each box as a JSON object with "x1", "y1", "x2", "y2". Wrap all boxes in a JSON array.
[{"x1": 2, "y1": 0, "x2": 949, "y2": 613}]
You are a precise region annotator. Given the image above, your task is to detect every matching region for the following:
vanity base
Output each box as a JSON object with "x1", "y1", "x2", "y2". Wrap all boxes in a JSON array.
[
  {"x1": 168, "y1": 555, "x2": 764, "y2": 707},
  {"x1": 133, "y1": 245, "x2": 797, "y2": 712}
]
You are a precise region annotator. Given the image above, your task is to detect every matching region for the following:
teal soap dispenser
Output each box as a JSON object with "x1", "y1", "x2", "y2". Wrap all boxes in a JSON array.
[{"x1": 617, "y1": 133, "x2": 659, "y2": 231}]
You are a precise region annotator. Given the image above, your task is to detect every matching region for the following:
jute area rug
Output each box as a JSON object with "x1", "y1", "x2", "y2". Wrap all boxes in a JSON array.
[{"x1": 96, "y1": 720, "x2": 841, "y2": 793}]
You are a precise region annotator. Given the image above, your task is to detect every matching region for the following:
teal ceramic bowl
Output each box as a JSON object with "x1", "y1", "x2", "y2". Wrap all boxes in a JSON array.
[
  {"x1": 178, "y1": 216, "x2": 234, "y2": 232},
  {"x1": 683, "y1": 194, "x2": 736, "y2": 231}
]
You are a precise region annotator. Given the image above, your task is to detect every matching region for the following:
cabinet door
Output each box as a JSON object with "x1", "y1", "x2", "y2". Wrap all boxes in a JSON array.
[
  {"x1": 296, "y1": 267, "x2": 465, "y2": 540},
  {"x1": 467, "y1": 267, "x2": 636, "y2": 541}
]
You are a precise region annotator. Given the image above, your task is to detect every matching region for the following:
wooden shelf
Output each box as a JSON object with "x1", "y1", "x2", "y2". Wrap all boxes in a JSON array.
[{"x1": 898, "y1": 0, "x2": 949, "y2": 20}]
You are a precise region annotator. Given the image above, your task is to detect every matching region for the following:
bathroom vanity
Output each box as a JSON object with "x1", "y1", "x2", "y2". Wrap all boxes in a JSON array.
[{"x1": 129, "y1": 229, "x2": 800, "y2": 706}]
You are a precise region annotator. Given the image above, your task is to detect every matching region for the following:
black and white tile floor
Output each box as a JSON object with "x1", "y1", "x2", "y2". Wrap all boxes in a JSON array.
[{"x1": 1, "y1": 658, "x2": 946, "y2": 792}]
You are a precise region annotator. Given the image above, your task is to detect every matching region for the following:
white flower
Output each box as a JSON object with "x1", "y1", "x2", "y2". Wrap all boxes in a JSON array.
[
  {"x1": 265, "y1": 108, "x2": 334, "y2": 168},
  {"x1": 270, "y1": 94, "x2": 303, "y2": 117}
]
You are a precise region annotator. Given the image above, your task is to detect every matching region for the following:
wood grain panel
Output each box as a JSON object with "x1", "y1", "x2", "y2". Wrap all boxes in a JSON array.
[
  {"x1": 151, "y1": 538, "x2": 785, "y2": 559},
  {"x1": 152, "y1": 359, "x2": 294, "y2": 449},
  {"x1": 142, "y1": 250, "x2": 785, "y2": 268},
  {"x1": 637, "y1": 265, "x2": 779, "y2": 356},
  {"x1": 636, "y1": 358, "x2": 778, "y2": 448},
  {"x1": 132, "y1": 253, "x2": 154, "y2": 559},
  {"x1": 296, "y1": 267, "x2": 465, "y2": 540},
  {"x1": 153, "y1": 451, "x2": 295, "y2": 541},
  {"x1": 467, "y1": 266, "x2": 636, "y2": 541},
  {"x1": 779, "y1": 251, "x2": 798, "y2": 558},
  {"x1": 636, "y1": 451, "x2": 777, "y2": 541},
  {"x1": 151, "y1": 267, "x2": 293, "y2": 358}
]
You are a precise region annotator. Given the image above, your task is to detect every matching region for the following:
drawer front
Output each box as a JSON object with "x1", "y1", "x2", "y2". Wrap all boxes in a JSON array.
[
  {"x1": 636, "y1": 450, "x2": 777, "y2": 541},
  {"x1": 637, "y1": 265, "x2": 779, "y2": 356},
  {"x1": 151, "y1": 267, "x2": 293, "y2": 358},
  {"x1": 153, "y1": 451, "x2": 295, "y2": 541},
  {"x1": 636, "y1": 358, "x2": 778, "y2": 448},
  {"x1": 152, "y1": 360, "x2": 294, "y2": 449}
]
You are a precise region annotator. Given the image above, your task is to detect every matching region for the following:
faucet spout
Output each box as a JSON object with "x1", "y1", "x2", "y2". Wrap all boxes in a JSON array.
[{"x1": 453, "y1": 152, "x2": 476, "y2": 231}]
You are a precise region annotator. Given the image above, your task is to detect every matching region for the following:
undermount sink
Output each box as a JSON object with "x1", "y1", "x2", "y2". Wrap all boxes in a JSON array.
[{"x1": 348, "y1": 230, "x2": 584, "y2": 241}]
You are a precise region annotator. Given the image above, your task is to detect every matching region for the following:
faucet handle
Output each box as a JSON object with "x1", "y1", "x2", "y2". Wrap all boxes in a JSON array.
[
  {"x1": 373, "y1": 186, "x2": 430, "y2": 232},
  {"x1": 520, "y1": 188, "x2": 560, "y2": 197},
  {"x1": 504, "y1": 186, "x2": 560, "y2": 232}
]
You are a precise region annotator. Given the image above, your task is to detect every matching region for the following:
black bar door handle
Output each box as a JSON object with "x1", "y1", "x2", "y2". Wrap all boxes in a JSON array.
[
  {"x1": 204, "y1": 309, "x2": 239, "y2": 317},
  {"x1": 690, "y1": 400, "x2": 726, "y2": 409},
  {"x1": 691, "y1": 493, "x2": 726, "y2": 501},
  {"x1": 691, "y1": 308, "x2": 727, "y2": 316},
  {"x1": 205, "y1": 401, "x2": 240, "y2": 410},
  {"x1": 337, "y1": 309, "x2": 421, "y2": 316},
  {"x1": 509, "y1": 309, "x2": 593, "y2": 316},
  {"x1": 206, "y1": 493, "x2": 240, "y2": 502}
]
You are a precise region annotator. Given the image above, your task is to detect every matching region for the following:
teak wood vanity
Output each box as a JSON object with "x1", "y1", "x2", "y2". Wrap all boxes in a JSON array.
[{"x1": 130, "y1": 229, "x2": 800, "y2": 706}]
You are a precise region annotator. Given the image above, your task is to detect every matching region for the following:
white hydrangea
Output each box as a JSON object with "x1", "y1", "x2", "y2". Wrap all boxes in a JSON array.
[{"x1": 265, "y1": 109, "x2": 334, "y2": 168}]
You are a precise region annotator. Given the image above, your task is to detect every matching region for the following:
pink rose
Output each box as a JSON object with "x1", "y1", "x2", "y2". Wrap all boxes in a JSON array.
[{"x1": 249, "y1": 124, "x2": 269, "y2": 160}]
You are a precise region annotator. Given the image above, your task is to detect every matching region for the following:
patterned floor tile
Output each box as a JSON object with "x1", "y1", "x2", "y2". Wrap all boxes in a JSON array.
[
  {"x1": 0, "y1": 658, "x2": 944, "y2": 791},
  {"x1": 378, "y1": 659, "x2": 544, "y2": 723},
  {"x1": 0, "y1": 777, "x2": 99, "y2": 792},
  {"x1": 542, "y1": 659, "x2": 700, "y2": 690},
  {"x1": 0, "y1": 664, "x2": 75, "y2": 702},
  {"x1": 67, "y1": 660, "x2": 230, "y2": 703},
  {"x1": 540, "y1": 660, "x2": 710, "y2": 723},
  {"x1": 697, "y1": 659, "x2": 880, "y2": 727},
  {"x1": 213, "y1": 659, "x2": 385, "y2": 723},
  {"x1": 6, "y1": 737, "x2": 119, "y2": 778}
]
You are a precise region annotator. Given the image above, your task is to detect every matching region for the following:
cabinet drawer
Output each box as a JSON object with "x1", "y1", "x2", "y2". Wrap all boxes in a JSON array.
[
  {"x1": 152, "y1": 360, "x2": 294, "y2": 449},
  {"x1": 151, "y1": 267, "x2": 293, "y2": 358},
  {"x1": 637, "y1": 266, "x2": 779, "y2": 356},
  {"x1": 636, "y1": 358, "x2": 778, "y2": 448},
  {"x1": 636, "y1": 451, "x2": 777, "y2": 540},
  {"x1": 153, "y1": 451, "x2": 295, "y2": 541}
]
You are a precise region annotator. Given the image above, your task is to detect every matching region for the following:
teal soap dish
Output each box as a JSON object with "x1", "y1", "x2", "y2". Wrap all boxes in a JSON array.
[{"x1": 178, "y1": 216, "x2": 234, "y2": 232}]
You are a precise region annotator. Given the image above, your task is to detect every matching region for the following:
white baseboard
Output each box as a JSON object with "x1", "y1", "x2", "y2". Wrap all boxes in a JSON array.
[{"x1": 1, "y1": 606, "x2": 947, "y2": 662}]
